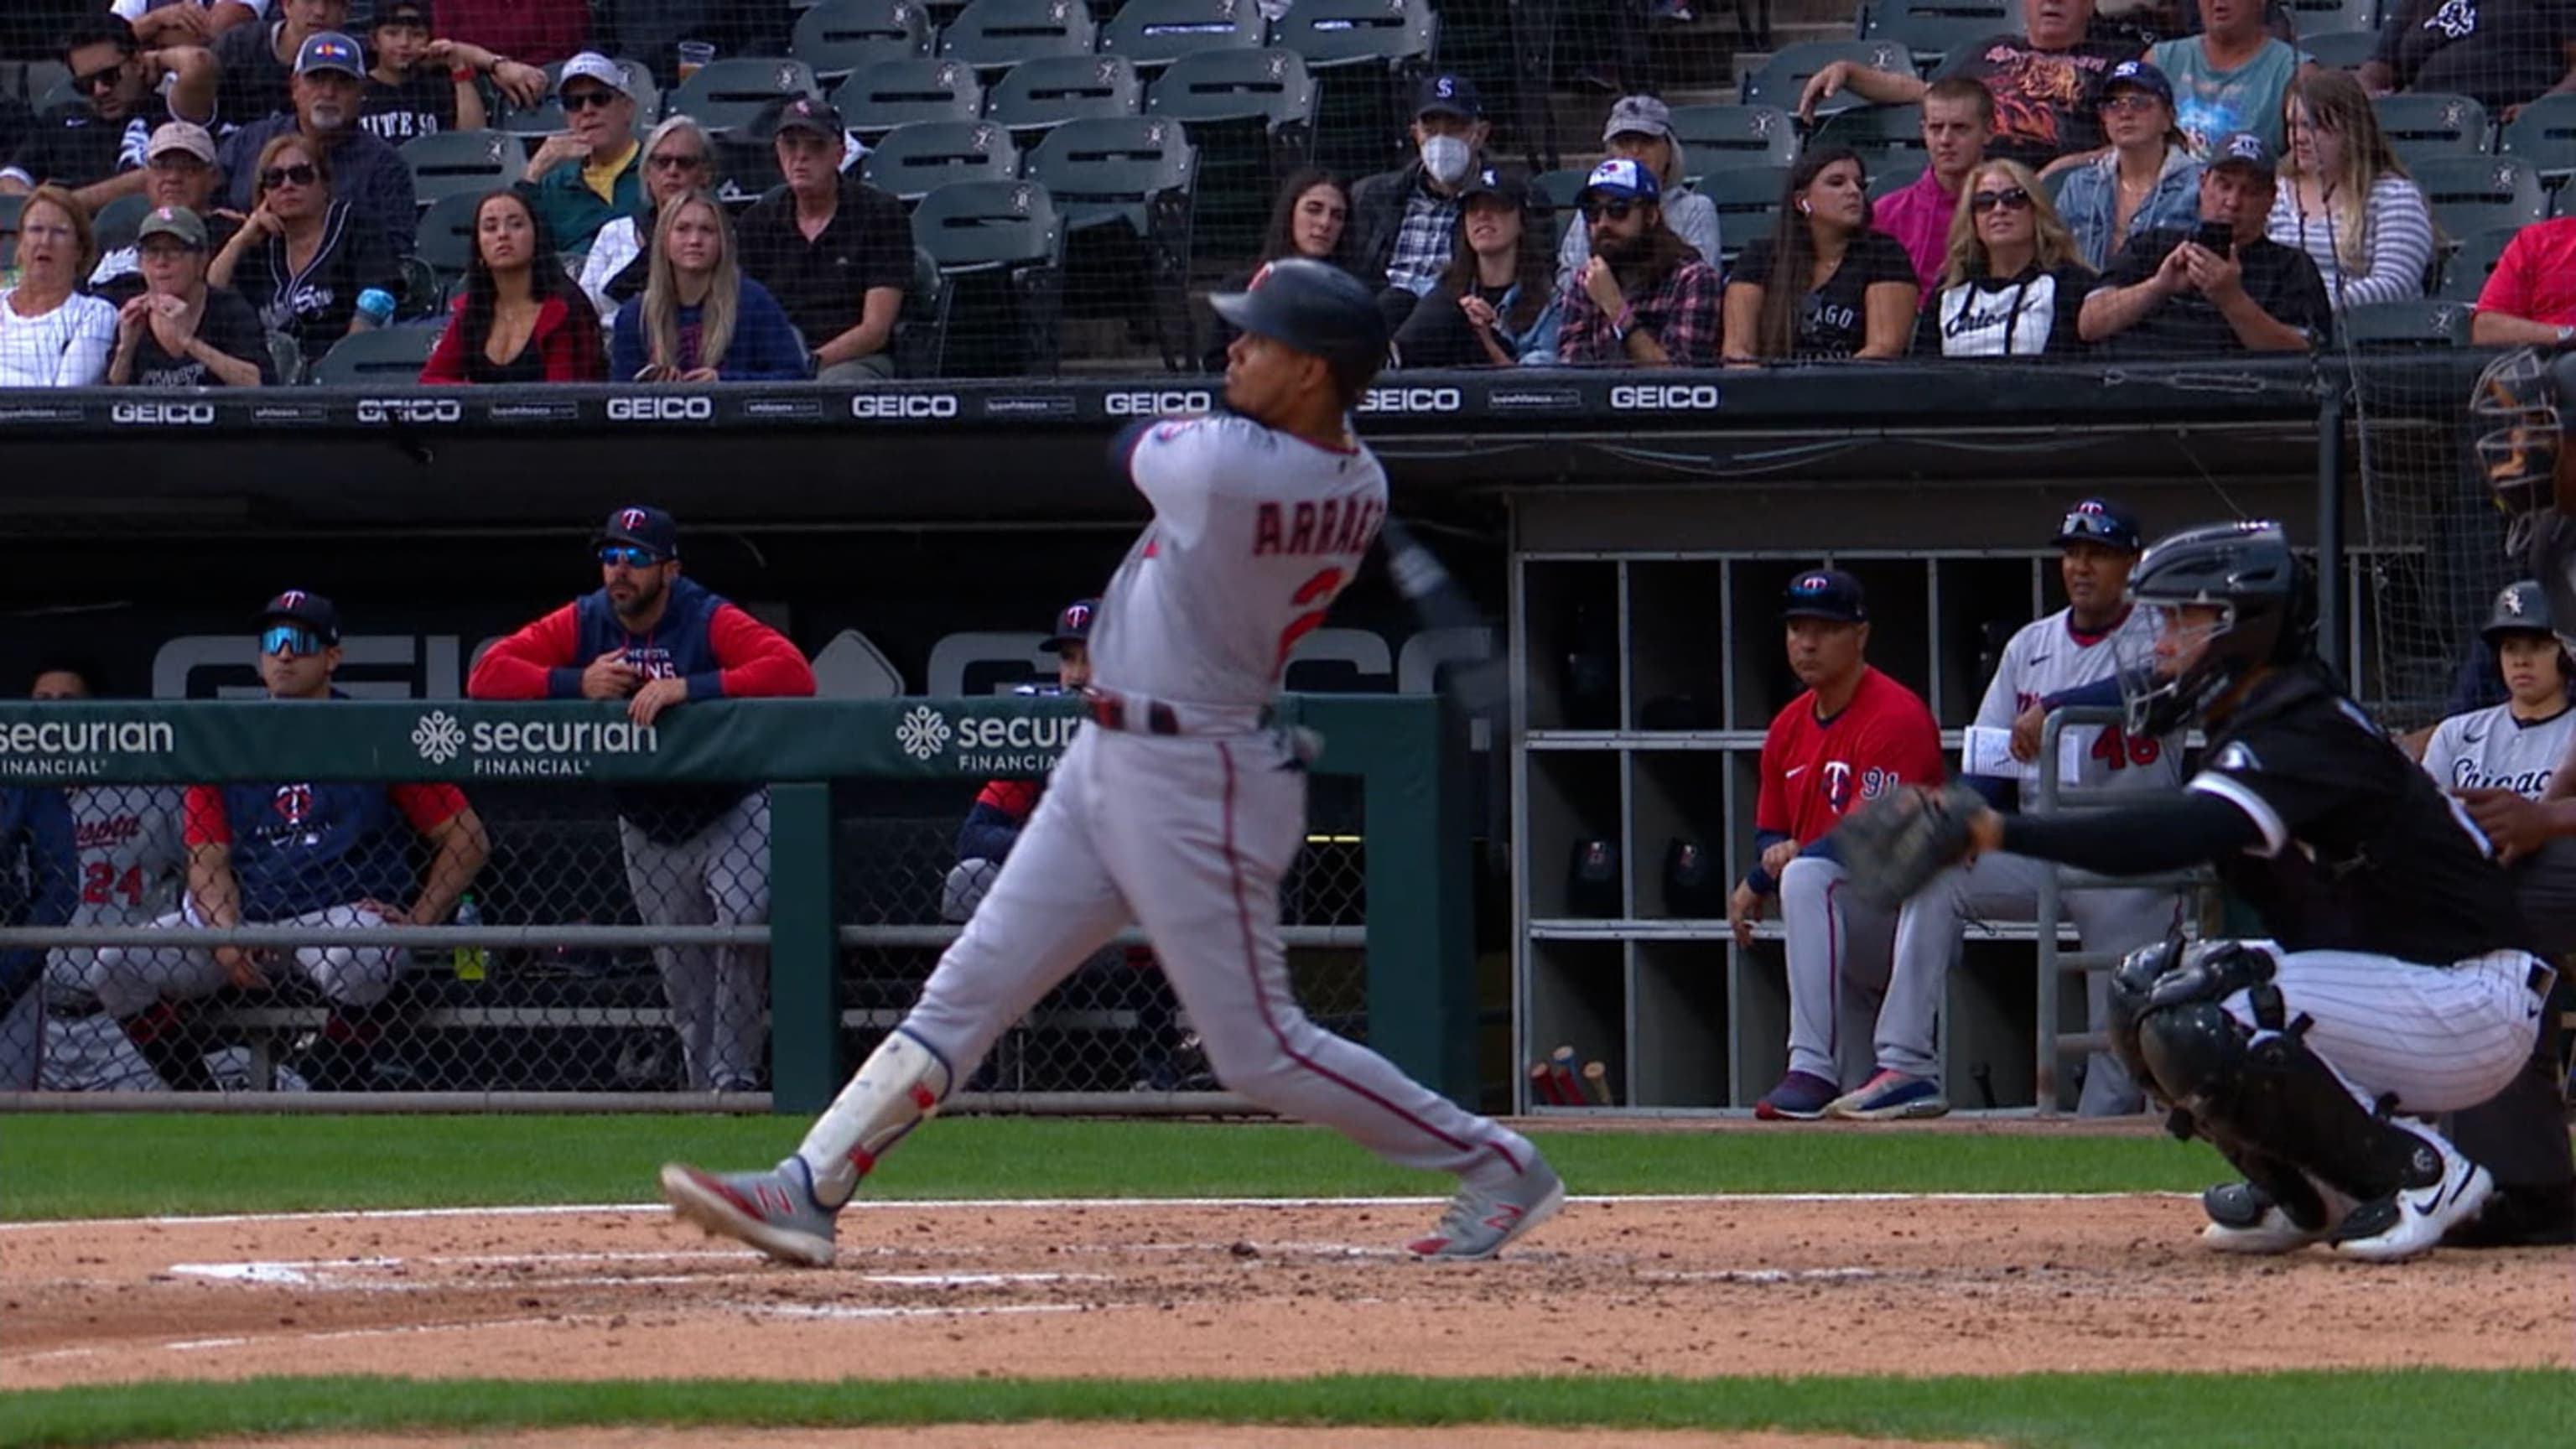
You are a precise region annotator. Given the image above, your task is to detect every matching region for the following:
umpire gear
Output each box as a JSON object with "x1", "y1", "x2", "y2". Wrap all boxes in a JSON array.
[
  {"x1": 1208, "y1": 257, "x2": 1391, "y2": 398},
  {"x1": 2473, "y1": 344, "x2": 2576, "y2": 520},
  {"x1": 2117, "y1": 520, "x2": 2317, "y2": 736}
]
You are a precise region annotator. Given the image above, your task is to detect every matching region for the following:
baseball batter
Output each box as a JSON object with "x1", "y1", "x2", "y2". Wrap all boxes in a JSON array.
[
  {"x1": 662, "y1": 259, "x2": 1564, "y2": 1264},
  {"x1": 1854, "y1": 500, "x2": 2181, "y2": 1120}
]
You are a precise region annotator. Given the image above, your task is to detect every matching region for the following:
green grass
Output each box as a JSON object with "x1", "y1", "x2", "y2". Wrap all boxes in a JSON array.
[
  {"x1": 0, "y1": 1114, "x2": 2223, "y2": 1220},
  {"x1": 3, "y1": 1371, "x2": 2566, "y2": 1449}
]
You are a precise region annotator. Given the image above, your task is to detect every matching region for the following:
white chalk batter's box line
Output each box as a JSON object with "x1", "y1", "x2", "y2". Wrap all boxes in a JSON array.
[
  {"x1": 162, "y1": 1255, "x2": 1124, "y2": 1291},
  {"x1": 0, "y1": 1191, "x2": 2192, "y2": 1233}
]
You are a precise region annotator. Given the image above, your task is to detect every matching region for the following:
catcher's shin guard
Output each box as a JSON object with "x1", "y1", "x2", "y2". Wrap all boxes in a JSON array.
[{"x1": 794, "y1": 1027, "x2": 954, "y2": 1209}]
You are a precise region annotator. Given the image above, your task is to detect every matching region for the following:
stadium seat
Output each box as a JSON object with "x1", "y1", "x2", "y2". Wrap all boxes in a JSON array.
[
  {"x1": 91, "y1": 191, "x2": 152, "y2": 255},
  {"x1": 1097, "y1": 0, "x2": 1268, "y2": 70},
  {"x1": 2413, "y1": 155, "x2": 2547, "y2": 238},
  {"x1": 2285, "y1": 0, "x2": 2378, "y2": 33},
  {"x1": 792, "y1": 0, "x2": 935, "y2": 80},
  {"x1": 1029, "y1": 116, "x2": 1198, "y2": 370},
  {"x1": 1534, "y1": 167, "x2": 1592, "y2": 211},
  {"x1": 1694, "y1": 164, "x2": 1787, "y2": 258},
  {"x1": 510, "y1": 56, "x2": 663, "y2": 130},
  {"x1": 401, "y1": 130, "x2": 529, "y2": 209},
  {"x1": 860, "y1": 119, "x2": 1025, "y2": 201},
  {"x1": 911, "y1": 178, "x2": 1065, "y2": 372},
  {"x1": 2337, "y1": 298, "x2": 2474, "y2": 347},
  {"x1": 1668, "y1": 104, "x2": 1799, "y2": 177},
  {"x1": 937, "y1": 0, "x2": 1102, "y2": 71},
  {"x1": 1143, "y1": 46, "x2": 1317, "y2": 133},
  {"x1": 2298, "y1": 29, "x2": 2380, "y2": 70},
  {"x1": 2371, "y1": 93, "x2": 2490, "y2": 168},
  {"x1": 1867, "y1": 153, "x2": 1929, "y2": 197},
  {"x1": 2437, "y1": 225, "x2": 2521, "y2": 303},
  {"x1": 309, "y1": 323, "x2": 446, "y2": 385},
  {"x1": 1811, "y1": 102, "x2": 1928, "y2": 167},
  {"x1": 1742, "y1": 40, "x2": 1915, "y2": 116},
  {"x1": 413, "y1": 190, "x2": 483, "y2": 280},
  {"x1": 1143, "y1": 46, "x2": 1318, "y2": 261},
  {"x1": 985, "y1": 55, "x2": 1143, "y2": 133},
  {"x1": 834, "y1": 57, "x2": 988, "y2": 138},
  {"x1": 893, "y1": 242, "x2": 953, "y2": 377},
  {"x1": 1862, "y1": 0, "x2": 2012, "y2": 69},
  {"x1": 1268, "y1": 0, "x2": 1440, "y2": 69},
  {"x1": 2500, "y1": 93, "x2": 2576, "y2": 184},
  {"x1": 667, "y1": 57, "x2": 823, "y2": 133}
]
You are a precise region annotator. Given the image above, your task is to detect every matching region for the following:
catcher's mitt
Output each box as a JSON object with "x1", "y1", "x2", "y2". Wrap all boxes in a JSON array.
[{"x1": 1835, "y1": 783, "x2": 1988, "y2": 911}]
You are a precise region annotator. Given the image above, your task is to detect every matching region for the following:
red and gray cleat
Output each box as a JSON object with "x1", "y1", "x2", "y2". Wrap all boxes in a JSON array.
[
  {"x1": 660, "y1": 1156, "x2": 839, "y2": 1268},
  {"x1": 1406, "y1": 1158, "x2": 1566, "y2": 1260}
]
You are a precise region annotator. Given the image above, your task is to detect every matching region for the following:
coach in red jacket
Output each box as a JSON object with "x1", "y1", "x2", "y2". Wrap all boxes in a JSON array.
[{"x1": 468, "y1": 505, "x2": 814, "y2": 1093}]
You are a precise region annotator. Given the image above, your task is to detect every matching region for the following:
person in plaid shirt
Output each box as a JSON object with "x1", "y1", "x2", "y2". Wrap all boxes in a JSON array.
[{"x1": 1555, "y1": 158, "x2": 1722, "y2": 366}]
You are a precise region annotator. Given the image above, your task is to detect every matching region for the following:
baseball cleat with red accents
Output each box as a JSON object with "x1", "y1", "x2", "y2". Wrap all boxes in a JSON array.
[
  {"x1": 660, "y1": 1157, "x2": 838, "y2": 1267},
  {"x1": 1406, "y1": 1158, "x2": 1566, "y2": 1260}
]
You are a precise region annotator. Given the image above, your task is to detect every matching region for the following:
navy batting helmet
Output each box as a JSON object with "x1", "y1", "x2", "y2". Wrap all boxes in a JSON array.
[{"x1": 1209, "y1": 257, "x2": 1389, "y2": 397}]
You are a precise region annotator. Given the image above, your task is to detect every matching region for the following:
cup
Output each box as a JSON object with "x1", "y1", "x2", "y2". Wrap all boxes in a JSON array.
[{"x1": 676, "y1": 40, "x2": 715, "y2": 83}]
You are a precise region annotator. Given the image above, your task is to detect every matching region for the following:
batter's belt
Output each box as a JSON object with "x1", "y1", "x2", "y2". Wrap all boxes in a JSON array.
[{"x1": 1083, "y1": 687, "x2": 1276, "y2": 737}]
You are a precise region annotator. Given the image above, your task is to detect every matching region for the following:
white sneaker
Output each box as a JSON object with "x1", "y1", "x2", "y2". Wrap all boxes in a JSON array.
[{"x1": 2330, "y1": 1136, "x2": 2494, "y2": 1264}]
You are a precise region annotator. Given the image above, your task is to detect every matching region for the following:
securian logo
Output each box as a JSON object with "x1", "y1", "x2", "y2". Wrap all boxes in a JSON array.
[
  {"x1": 896, "y1": 705, "x2": 953, "y2": 761},
  {"x1": 413, "y1": 710, "x2": 466, "y2": 764}
]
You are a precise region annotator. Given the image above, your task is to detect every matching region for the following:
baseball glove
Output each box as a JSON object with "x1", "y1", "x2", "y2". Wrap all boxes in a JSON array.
[{"x1": 1835, "y1": 783, "x2": 1988, "y2": 911}]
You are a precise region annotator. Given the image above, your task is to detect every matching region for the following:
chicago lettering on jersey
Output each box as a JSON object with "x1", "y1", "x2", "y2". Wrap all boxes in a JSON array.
[
  {"x1": 2450, "y1": 760, "x2": 2554, "y2": 797},
  {"x1": 1252, "y1": 497, "x2": 1384, "y2": 558}
]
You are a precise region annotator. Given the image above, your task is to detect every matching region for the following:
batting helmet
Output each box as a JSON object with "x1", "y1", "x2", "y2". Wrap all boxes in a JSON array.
[
  {"x1": 2473, "y1": 345, "x2": 2576, "y2": 522},
  {"x1": 2115, "y1": 520, "x2": 2316, "y2": 736},
  {"x1": 2481, "y1": 579, "x2": 2556, "y2": 647},
  {"x1": 1208, "y1": 257, "x2": 1389, "y2": 397}
]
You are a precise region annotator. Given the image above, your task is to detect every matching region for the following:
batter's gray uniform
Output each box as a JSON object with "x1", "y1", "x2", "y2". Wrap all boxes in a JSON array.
[
  {"x1": 41, "y1": 785, "x2": 187, "y2": 1091},
  {"x1": 1882, "y1": 606, "x2": 2183, "y2": 1114}
]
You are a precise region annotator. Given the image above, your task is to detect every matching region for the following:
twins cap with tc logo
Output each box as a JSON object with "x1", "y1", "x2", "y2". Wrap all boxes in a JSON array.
[
  {"x1": 294, "y1": 31, "x2": 366, "y2": 78},
  {"x1": 2054, "y1": 498, "x2": 2144, "y2": 552},
  {"x1": 1578, "y1": 156, "x2": 1659, "y2": 205},
  {"x1": 258, "y1": 589, "x2": 341, "y2": 646},
  {"x1": 1040, "y1": 599, "x2": 1098, "y2": 653},
  {"x1": 1781, "y1": 569, "x2": 1867, "y2": 624},
  {"x1": 595, "y1": 505, "x2": 679, "y2": 558}
]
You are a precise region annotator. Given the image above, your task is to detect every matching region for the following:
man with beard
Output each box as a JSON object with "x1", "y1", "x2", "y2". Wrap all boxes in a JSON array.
[
  {"x1": 0, "y1": 14, "x2": 219, "y2": 210},
  {"x1": 211, "y1": 0, "x2": 350, "y2": 125},
  {"x1": 216, "y1": 32, "x2": 419, "y2": 254},
  {"x1": 469, "y1": 506, "x2": 817, "y2": 1094},
  {"x1": 1551, "y1": 157, "x2": 1721, "y2": 366},
  {"x1": 1798, "y1": 0, "x2": 2131, "y2": 172}
]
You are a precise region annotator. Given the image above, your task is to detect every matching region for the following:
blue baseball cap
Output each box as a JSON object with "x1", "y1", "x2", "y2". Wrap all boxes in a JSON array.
[
  {"x1": 258, "y1": 589, "x2": 341, "y2": 645},
  {"x1": 2054, "y1": 498, "x2": 2144, "y2": 553},
  {"x1": 1415, "y1": 72, "x2": 1482, "y2": 120},
  {"x1": 595, "y1": 504, "x2": 679, "y2": 559},
  {"x1": 294, "y1": 31, "x2": 365, "y2": 78},
  {"x1": 1782, "y1": 569, "x2": 1867, "y2": 624},
  {"x1": 1578, "y1": 156, "x2": 1659, "y2": 205},
  {"x1": 2103, "y1": 59, "x2": 2174, "y2": 107},
  {"x1": 1041, "y1": 598, "x2": 1098, "y2": 653},
  {"x1": 2209, "y1": 130, "x2": 2277, "y2": 175}
]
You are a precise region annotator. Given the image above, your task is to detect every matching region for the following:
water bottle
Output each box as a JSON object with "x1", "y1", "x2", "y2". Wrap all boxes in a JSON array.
[
  {"x1": 452, "y1": 892, "x2": 487, "y2": 982},
  {"x1": 354, "y1": 288, "x2": 396, "y2": 330}
]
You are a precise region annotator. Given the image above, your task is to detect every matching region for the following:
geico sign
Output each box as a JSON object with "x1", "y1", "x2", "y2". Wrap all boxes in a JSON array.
[
  {"x1": 356, "y1": 397, "x2": 463, "y2": 424},
  {"x1": 1104, "y1": 390, "x2": 1212, "y2": 416},
  {"x1": 1609, "y1": 384, "x2": 1721, "y2": 411},
  {"x1": 1358, "y1": 386, "x2": 1462, "y2": 414},
  {"x1": 850, "y1": 393, "x2": 960, "y2": 419},
  {"x1": 606, "y1": 395, "x2": 714, "y2": 422},
  {"x1": 112, "y1": 401, "x2": 215, "y2": 425}
]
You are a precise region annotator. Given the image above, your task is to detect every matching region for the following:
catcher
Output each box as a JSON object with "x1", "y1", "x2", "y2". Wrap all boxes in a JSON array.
[{"x1": 1839, "y1": 519, "x2": 2553, "y2": 1262}]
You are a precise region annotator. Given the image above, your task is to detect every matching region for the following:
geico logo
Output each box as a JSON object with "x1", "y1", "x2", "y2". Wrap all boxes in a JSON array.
[
  {"x1": 1104, "y1": 390, "x2": 1212, "y2": 416},
  {"x1": 606, "y1": 395, "x2": 714, "y2": 422},
  {"x1": 1609, "y1": 384, "x2": 1721, "y2": 410},
  {"x1": 356, "y1": 397, "x2": 463, "y2": 424},
  {"x1": 111, "y1": 401, "x2": 215, "y2": 424},
  {"x1": 849, "y1": 393, "x2": 961, "y2": 419},
  {"x1": 1359, "y1": 387, "x2": 1462, "y2": 413}
]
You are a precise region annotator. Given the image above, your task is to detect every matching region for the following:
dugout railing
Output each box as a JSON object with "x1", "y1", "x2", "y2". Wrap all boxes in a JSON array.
[{"x1": 0, "y1": 695, "x2": 1474, "y2": 1116}]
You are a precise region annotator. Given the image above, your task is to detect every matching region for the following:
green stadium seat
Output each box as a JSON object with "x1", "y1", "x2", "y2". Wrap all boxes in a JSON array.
[
  {"x1": 860, "y1": 119, "x2": 1026, "y2": 202},
  {"x1": 2414, "y1": 154, "x2": 2548, "y2": 239},
  {"x1": 2437, "y1": 225, "x2": 2521, "y2": 303},
  {"x1": 2286, "y1": 0, "x2": 2379, "y2": 33},
  {"x1": 1268, "y1": 0, "x2": 1440, "y2": 69},
  {"x1": 413, "y1": 190, "x2": 482, "y2": 279},
  {"x1": 400, "y1": 130, "x2": 528, "y2": 210},
  {"x1": 1812, "y1": 102, "x2": 1929, "y2": 169},
  {"x1": 1143, "y1": 46, "x2": 1318, "y2": 133},
  {"x1": 2500, "y1": 93, "x2": 2576, "y2": 184},
  {"x1": 2338, "y1": 298, "x2": 2474, "y2": 348},
  {"x1": 91, "y1": 191, "x2": 153, "y2": 255},
  {"x1": 2298, "y1": 29, "x2": 2380, "y2": 70},
  {"x1": 1695, "y1": 164, "x2": 1788, "y2": 259},
  {"x1": 792, "y1": 0, "x2": 936, "y2": 81},
  {"x1": 2371, "y1": 93, "x2": 2491, "y2": 169},
  {"x1": 1668, "y1": 104, "x2": 1800, "y2": 178},
  {"x1": 911, "y1": 178, "x2": 1066, "y2": 373},
  {"x1": 667, "y1": 57, "x2": 823, "y2": 133},
  {"x1": 309, "y1": 324, "x2": 446, "y2": 385},
  {"x1": 985, "y1": 55, "x2": 1144, "y2": 132},
  {"x1": 834, "y1": 58, "x2": 988, "y2": 138},
  {"x1": 937, "y1": 0, "x2": 1102, "y2": 71},
  {"x1": 1742, "y1": 40, "x2": 1915, "y2": 117},
  {"x1": 1863, "y1": 0, "x2": 2012, "y2": 68},
  {"x1": 1534, "y1": 167, "x2": 1592, "y2": 211},
  {"x1": 1098, "y1": 0, "x2": 1267, "y2": 70},
  {"x1": 1028, "y1": 117, "x2": 1198, "y2": 370}
]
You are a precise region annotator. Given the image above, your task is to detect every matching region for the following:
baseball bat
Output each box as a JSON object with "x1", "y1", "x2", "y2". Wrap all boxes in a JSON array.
[
  {"x1": 1548, "y1": 1045, "x2": 1582, "y2": 1107},
  {"x1": 1530, "y1": 1059, "x2": 1570, "y2": 1107},
  {"x1": 1581, "y1": 1060, "x2": 1613, "y2": 1108}
]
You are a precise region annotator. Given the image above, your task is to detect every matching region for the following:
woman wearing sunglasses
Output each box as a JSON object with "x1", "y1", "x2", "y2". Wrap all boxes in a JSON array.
[
  {"x1": 1721, "y1": 148, "x2": 1918, "y2": 364},
  {"x1": 207, "y1": 132, "x2": 400, "y2": 361},
  {"x1": 420, "y1": 189, "x2": 606, "y2": 383},
  {"x1": 610, "y1": 190, "x2": 808, "y2": 382},
  {"x1": 1917, "y1": 160, "x2": 2096, "y2": 357},
  {"x1": 2267, "y1": 68, "x2": 2435, "y2": 314},
  {"x1": 2055, "y1": 60, "x2": 2203, "y2": 273},
  {"x1": 582, "y1": 115, "x2": 716, "y2": 321},
  {"x1": 1389, "y1": 171, "x2": 1561, "y2": 368}
]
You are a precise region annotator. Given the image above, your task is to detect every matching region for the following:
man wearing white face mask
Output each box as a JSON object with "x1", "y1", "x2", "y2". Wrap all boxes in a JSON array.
[{"x1": 1349, "y1": 72, "x2": 1499, "y2": 332}]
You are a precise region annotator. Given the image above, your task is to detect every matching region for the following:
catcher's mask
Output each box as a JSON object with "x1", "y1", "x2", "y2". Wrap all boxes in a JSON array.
[
  {"x1": 2475, "y1": 345, "x2": 2576, "y2": 527},
  {"x1": 2113, "y1": 520, "x2": 2313, "y2": 736}
]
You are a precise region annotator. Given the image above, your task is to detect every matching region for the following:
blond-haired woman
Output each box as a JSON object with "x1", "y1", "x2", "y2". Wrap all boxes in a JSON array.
[
  {"x1": 0, "y1": 186, "x2": 116, "y2": 387},
  {"x1": 609, "y1": 189, "x2": 809, "y2": 382},
  {"x1": 1915, "y1": 159, "x2": 2096, "y2": 357},
  {"x1": 2267, "y1": 67, "x2": 2435, "y2": 313}
]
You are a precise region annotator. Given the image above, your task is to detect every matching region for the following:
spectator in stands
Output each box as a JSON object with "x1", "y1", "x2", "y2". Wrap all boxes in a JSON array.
[
  {"x1": 1202, "y1": 168, "x2": 1354, "y2": 371},
  {"x1": 610, "y1": 190, "x2": 808, "y2": 382},
  {"x1": 2364, "y1": 0, "x2": 2576, "y2": 117},
  {"x1": 1348, "y1": 72, "x2": 1501, "y2": 331},
  {"x1": 1723, "y1": 149, "x2": 1919, "y2": 363},
  {"x1": 2267, "y1": 68, "x2": 2434, "y2": 313},
  {"x1": 2143, "y1": 0, "x2": 2305, "y2": 155},
  {"x1": 117, "y1": 1, "x2": 265, "y2": 48},
  {"x1": 360, "y1": 0, "x2": 549, "y2": 143},
  {"x1": 89, "y1": 589, "x2": 489, "y2": 1093},
  {"x1": 522, "y1": 51, "x2": 645, "y2": 260},
  {"x1": 738, "y1": 96, "x2": 911, "y2": 382},
  {"x1": 1917, "y1": 160, "x2": 2096, "y2": 356},
  {"x1": 211, "y1": 0, "x2": 350, "y2": 125},
  {"x1": 2054, "y1": 60, "x2": 2204, "y2": 270},
  {"x1": 1872, "y1": 77, "x2": 1997, "y2": 299},
  {"x1": 2080, "y1": 131, "x2": 2329, "y2": 354},
  {"x1": 105, "y1": 205, "x2": 276, "y2": 385},
  {"x1": 207, "y1": 131, "x2": 400, "y2": 361},
  {"x1": 1555, "y1": 96, "x2": 1721, "y2": 290},
  {"x1": 1798, "y1": 0, "x2": 2132, "y2": 171},
  {"x1": 1390, "y1": 169, "x2": 1562, "y2": 368},
  {"x1": 218, "y1": 33, "x2": 419, "y2": 257},
  {"x1": 91, "y1": 122, "x2": 236, "y2": 299},
  {"x1": 0, "y1": 187, "x2": 117, "y2": 387},
  {"x1": 0, "y1": 15, "x2": 218, "y2": 211},
  {"x1": 2470, "y1": 217, "x2": 2576, "y2": 345},
  {"x1": 420, "y1": 188, "x2": 605, "y2": 382},
  {"x1": 580, "y1": 115, "x2": 716, "y2": 322},
  {"x1": 469, "y1": 506, "x2": 817, "y2": 1093},
  {"x1": 0, "y1": 783, "x2": 76, "y2": 1094},
  {"x1": 1554, "y1": 158, "x2": 1722, "y2": 367},
  {"x1": 431, "y1": 0, "x2": 587, "y2": 67}
]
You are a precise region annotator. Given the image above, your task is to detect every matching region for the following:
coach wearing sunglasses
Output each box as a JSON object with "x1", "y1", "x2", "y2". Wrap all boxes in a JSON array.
[
  {"x1": 524, "y1": 52, "x2": 647, "y2": 260},
  {"x1": 0, "y1": 15, "x2": 217, "y2": 211},
  {"x1": 210, "y1": 131, "x2": 401, "y2": 360},
  {"x1": 217, "y1": 32, "x2": 421, "y2": 257},
  {"x1": 1917, "y1": 160, "x2": 2096, "y2": 358},
  {"x1": 1552, "y1": 158, "x2": 1722, "y2": 367}
]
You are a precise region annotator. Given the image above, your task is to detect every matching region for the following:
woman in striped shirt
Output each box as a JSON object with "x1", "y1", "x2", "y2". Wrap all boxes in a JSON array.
[{"x1": 2265, "y1": 68, "x2": 2436, "y2": 313}]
